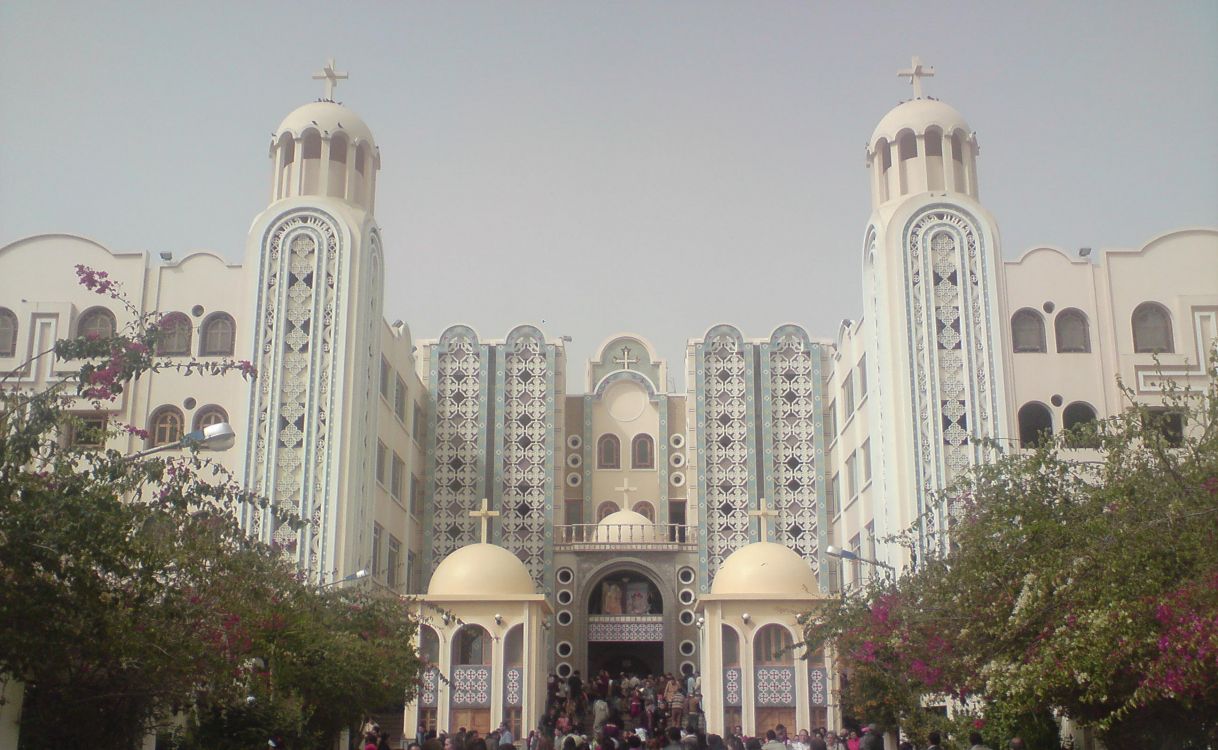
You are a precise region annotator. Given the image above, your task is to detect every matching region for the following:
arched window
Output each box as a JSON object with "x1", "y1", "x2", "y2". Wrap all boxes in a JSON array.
[
  {"x1": 632, "y1": 501, "x2": 655, "y2": 522},
  {"x1": 0, "y1": 307, "x2": 17, "y2": 357},
  {"x1": 453, "y1": 624, "x2": 491, "y2": 666},
  {"x1": 722, "y1": 624, "x2": 740, "y2": 668},
  {"x1": 156, "y1": 312, "x2": 191, "y2": 355},
  {"x1": 1055, "y1": 309, "x2": 1090, "y2": 353},
  {"x1": 199, "y1": 313, "x2": 235, "y2": 356},
  {"x1": 1132, "y1": 302, "x2": 1174, "y2": 353},
  {"x1": 1011, "y1": 309, "x2": 1046, "y2": 353},
  {"x1": 193, "y1": 405, "x2": 228, "y2": 432},
  {"x1": 924, "y1": 126, "x2": 943, "y2": 157},
  {"x1": 631, "y1": 434, "x2": 655, "y2": 469},
  {"x1": 301, "y1": 129, "x2": 322, "y2": 159},
  {"x1": 279, "y1": 134, "x2": 295, "y2": 165},
  {"x1": 597, "y1": 434, "x2": 620, "y2": 469},
  {"x1": 504, "y1": 624, "x2": 523, "y2": 667},
  {"x1": 419, "y1": 625, "x2": 440, "y2": 666},
  {"x1": 355, "y1": 142, "x2": 369, "y2": 176},
  {"x1": 596, "y1": 501, "x2": 619, "y2": 522},
  {"x1": 329, "y1": 132, "x2": 348, "y2": 163},
  {"x1": 1062, "y1": 402, "x2": 1099, "y2": 448},
  {"x1": 78, "y1": 307, "x2": 116, "y2": 339},
  {"x1": 897, "y1": 130, "x2": 917, "y2": 161},
  {"x1": 875, "y1": 138, "x2": 891, "y2": 172},
  {"x1": 950, "y1": 131, "x2": 966, "y2": 163},
  {"x1": 1017, "y1": 402, "x2": 1053, "y2": 448},
  {"x1": 148, "y1": 406, "x2": 184, "y2": 447},
  {"x1": 754, "y1": 624, "x2": 794, "y2": 666}
]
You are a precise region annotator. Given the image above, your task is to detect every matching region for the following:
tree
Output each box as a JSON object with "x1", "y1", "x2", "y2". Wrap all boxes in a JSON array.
[
  {"x1": 805, "y1": 367, "x2": 1218, "y2": 750},
  {"x1": 0, "y1": 266, "x2": 422, "y2": 749}
]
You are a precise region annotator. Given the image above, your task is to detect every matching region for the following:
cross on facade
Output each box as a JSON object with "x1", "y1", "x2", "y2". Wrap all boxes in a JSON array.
[
  {"x1": 312, "y1": 58, "x2": 349, "y2": 101},
  {"x1": 749, "y1": 497, "x2": 779, "y2": 540},
  {"x1": 613, "y1": 345, "x2": 638, "y2": 370},
  {"x1": 468, "y1": 497, "x2": 500, "y2": 544},
  {"x1": 898, "y1": 56, "x2": 934, "y2": 99},
  {"x1": 615, "y1": 477, "x2": 638, "y2": 506}
]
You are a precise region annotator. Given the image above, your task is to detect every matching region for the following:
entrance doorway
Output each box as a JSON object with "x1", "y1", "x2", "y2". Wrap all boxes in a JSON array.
[{"x1": 588, "y1": 641, "x2": 663, "y2": 677}]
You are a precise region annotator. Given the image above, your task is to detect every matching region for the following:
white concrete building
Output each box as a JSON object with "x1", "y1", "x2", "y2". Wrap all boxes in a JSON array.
[{"x1": 2, "y1": 58, "x2": 1214, "y2": 741}]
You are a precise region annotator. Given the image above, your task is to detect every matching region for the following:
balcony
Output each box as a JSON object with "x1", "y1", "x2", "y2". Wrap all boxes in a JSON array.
[{"x1": 553, "y1": 523, "x2": 698, "y2": 551}]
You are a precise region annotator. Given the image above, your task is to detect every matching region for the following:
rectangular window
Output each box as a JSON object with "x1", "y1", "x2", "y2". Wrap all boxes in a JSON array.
[
  {"x1": 849, "y1": 533, "x2": 862, "y2": 585},
  {"x1": 824, "y1": 401, "x2": 837, "y2": 444},
  {"x1": 861, "y1": 439, "x2": 872, "y2": 483},
  {"x1": 387, "y1": 536, "x2": 401, "y2": 591},
  {"x1": 379, "y1": 357, "x2": 391, "y2": 400},
  {"x1": 395, "y1": 376, "x2": 407, "y2": 422},
  {"x1": 410, "y1": 474, "x2": 423, "y2": 516},
  {"x1": 376, "y1": 440, "x2": 388, "y2": 486},
  {"x1": 842, "y1": 372, "x2": 855, "y2": 416},
  {"x1": 68, "y1": 413, "x2": 108, "y2": 448},
  {"x1": 411, "y1": 401, "x2": 424, "y2": 443},
  {"x1": 846, "y1": 451, "x2": 858, "y2": 501},
  {"x1": 857, "y1": 355, "x2": 867, "y2": 399},
  {"x1": 1143, "y1": 408, "x2": 1184, "y2": 447},
  {"x1": 391, "y1": 452, "x2": 405, "y2": 500},
  {"x1": 371, "y1": 523, "x2": 384, "y2": 578},
  {"x1": 827, "y1": 473, "x2": 840, "y2": 517}
]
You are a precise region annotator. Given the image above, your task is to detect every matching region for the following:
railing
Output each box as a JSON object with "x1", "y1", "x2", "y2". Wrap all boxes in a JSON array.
[{"x1": 553, "y1": 523, "x2": 698, "y2": 548}]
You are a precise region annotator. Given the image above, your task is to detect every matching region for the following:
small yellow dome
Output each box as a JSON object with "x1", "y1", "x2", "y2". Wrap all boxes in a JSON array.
[
  {"x1": 710, "y1": 542, "x2": 819, "y2": 596},
  {"x1": 870, "y1": 98, "x2": 970, "y2": 148},
  {"x1": 427, "y1": 543, "x2": 536, "y2": 596},
  {"x1": 595, "y1": 509, "x2": 664, "y2": 543},
  {"x1": 277, "y1": 101, "x2": 375, "y2": 147}
]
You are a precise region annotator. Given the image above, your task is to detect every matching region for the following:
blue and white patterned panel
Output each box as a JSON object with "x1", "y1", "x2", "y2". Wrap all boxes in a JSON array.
[
  {"x1": 587, "y1": 619, "x2": 664, "y2": 642},
  {"x1": 724, "y1": 667, "x2": 742, "y2": 706},
  {"x1": 505, "y1": 666, "x2": 523, "y2": 707},
  {"x1": 765, "y1": 326, "x2": 820, "y2": 571},
  {"x1": 452, "y1": 665, "x2": 493, "y2": 707},
  {"x1": 421, "y1": 667, "x2": 439, "y2": 707},
  {"x1": 808, "y1": 667, "x2": 827, "y2": 707},
  {"x1": 754, "y1": 667, "x2": 796, "y2": 707}
]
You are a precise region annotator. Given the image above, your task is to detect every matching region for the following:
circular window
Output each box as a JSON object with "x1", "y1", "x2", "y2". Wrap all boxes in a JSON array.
[
  {"x1": 556, "y1": 610, "x2": 573, "y2": 627},
  {"x1": 1043, "y1": 301, "x2": 1056, "y2": 314},
  {"x1": 678, "y1": 567, "x2": 696, "y2": 585},
  {"x1": 679, "y1": 640, "x2": 696, "y2": 656},
  {"x1": 567, "y1": 453, "x2": 583, "y2": 468},
  {"x1": 567, "y1": 434, "x2": 583, "y2": 450},
  {"x1": 679, "y1": 609, "x2": 695, "y2": 626},
  {"x1": 556, "y1": 567, "x2": 574, "y2": 585},
  {"x1": 1051, "y1": 394, "x2": 1064, "y2": 407},
  {"x1": 557, "y1": 662, "x2": 573, "y2": 678},
  {"x1": 679, "y1": 588, "x2": 696, "y2": 605},
  {"x1": 556, "y1": 641, "x2": 573, "y2": 658},
  {"x1": 670, "y1": 452, "x2": 686, "y2": 468},
  {"x1": 191, "y1": 305, "x2": 205, "y2": 317},
  {"x1": 670, "y1": 433, "x2": 686, "y2": 449},
  {"x1": 566, "y1": 472, "x2": 582, "y2": 488},
  {"x1": 670, "y1": 472, "x2": 686, "y2": 487},
  {"x1": 680, "y1": 661, "x2": 696, "y2": 676},
  {"x1": 183, "y1": 397, "x2": 197, "y2": 410},
  {"x1": 556, "y1": 589, "x2": 573, "y2": 605}
]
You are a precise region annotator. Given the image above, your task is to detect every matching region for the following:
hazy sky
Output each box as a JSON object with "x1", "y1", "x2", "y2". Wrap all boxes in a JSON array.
[{"x1": 2, "y1": 2, "x2": 1216, "y2": 390}]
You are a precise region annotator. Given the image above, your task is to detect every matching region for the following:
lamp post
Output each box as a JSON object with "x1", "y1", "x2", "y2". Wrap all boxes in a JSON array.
[
  {"x1": 126, "y1": 421, "x2": 237, "y2": 460},
  {"x1": 320, "y1": 569, "x2": 369, "y2": 589},
  {"x1": 824, "y1": 544, "x2": 894, "y2": 571}
]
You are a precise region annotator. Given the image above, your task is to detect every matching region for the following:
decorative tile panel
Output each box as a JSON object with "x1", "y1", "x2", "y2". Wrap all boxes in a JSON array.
[
  {"x1": 755, "y1": 666, "x2": 796, "y2": 707},
  {"x1": 808, "y1": 667, "x2": 827, "y2": 707},
  {"x1": 765, "y1": 326, "x2": 820, "y2": 572},
  {"x1": 451, "y1": 665, "x2": 492, "y2": 707},
  {"x1": 504, "y1": 666, "x2": 523, "y2": 707},
  {"x1": 421, "y1": 667, "x2": 439, "y2": 707},
  {"x1": 587, "y1": 617, "x2": 664, "y2": 642},
  {"x1": 724, "y1": 667, "x2": 742, "y2": 706}
]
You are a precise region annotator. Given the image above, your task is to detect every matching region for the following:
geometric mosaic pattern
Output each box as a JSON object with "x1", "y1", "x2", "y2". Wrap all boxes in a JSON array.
[
  {"x1": 724, "y1": 667, "x2": 742, "y2": 706},
  {"x1": 766, "y1": 325, "x2": 820, "y2": 571},
  {"x1": 904, "y1": 208, "x2": 1001, "y2": 551},
  {"x1": 497, "y1": 326, "x2": 554, "y2": 586},
  {"x1": 755, "y1": 666, "x2": 796, "y2": 707},
  {"x1": 451, "y1": 665, "x2": 492, "y2": 707},
  {"x1": 808, "y1": 667, "x2": 827, "y2": 707},
  {"x1": 504, "y1": 666, "x2": 523, "y2": 707},
  {"x1": 588, "y1": 618, "x2": 664, "y2": 642},
  {"x1": 421, "y1": 667, "x2": 439, "y2": 707}
]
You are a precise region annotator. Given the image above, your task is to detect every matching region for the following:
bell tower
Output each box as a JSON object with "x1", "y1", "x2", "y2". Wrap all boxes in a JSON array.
[
  {"x1": 860, "y1": 58, "x2": 1010, "y2": 562},
  {"x1": 241, "y1": 61, "x2": 385, "y2": 582}
]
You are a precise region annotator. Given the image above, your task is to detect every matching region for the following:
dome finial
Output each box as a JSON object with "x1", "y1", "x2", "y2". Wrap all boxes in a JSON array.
[
  {"x1": 898, "y1": 56, "x2": 935, "y2": 99},
  {"x1": 312, "y1": 57, "x2": 348, "y2": 102}
]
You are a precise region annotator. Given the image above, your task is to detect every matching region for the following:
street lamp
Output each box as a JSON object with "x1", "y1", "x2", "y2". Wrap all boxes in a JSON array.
[
  {"x1": 127, "y1": 421, "x2": 237, "y2": 460},
  {"x1": 320, "y1": 569, "x2": 369, "y2": 589},
  {"x1": 824, "y1": 544, "x2": 895, "y2": 571}
]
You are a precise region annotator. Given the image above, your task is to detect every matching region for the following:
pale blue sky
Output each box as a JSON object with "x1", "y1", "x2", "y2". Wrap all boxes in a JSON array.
[{"x1": 2, "y1": 1, "x2": 1216, "y2": 387}]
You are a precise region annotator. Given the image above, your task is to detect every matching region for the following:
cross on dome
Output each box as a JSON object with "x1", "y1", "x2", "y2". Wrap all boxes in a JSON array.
[
  {"x1": 468, "y1": 497, "x2": 500, "y2": 543},
  {"x1": 749, "y1": 497, "x2": 779, "y2": 540},
  {"x1": 312, "y1": 57, "x2": 348, "y2": 101},
  {"x1": 613, "y1": 345, "x2": 638, "y2": 370},
  {"x1": 614, "y1": 477, "x2": 638, "y2": 505},
  {"x1": 898, "y1": 56, "x2": 935, "y2": 99}
]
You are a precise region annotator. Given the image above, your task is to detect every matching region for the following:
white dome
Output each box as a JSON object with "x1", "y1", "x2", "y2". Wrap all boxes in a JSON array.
[
  {"x1": 427, "y1": 543, "x2": 536, "y2": 597},
  {"x1": 870, "y1": 98, "x2": 970, "y2": 147},
  {"x1": 710, "y1": 542, "x2": 820, "y2": 596},
  {"x1": 276, "y1": 101, "x2": 375, "y2": 146},
  {"x1": 595, "y1": 509, "x2": 664, "y2": 543}
]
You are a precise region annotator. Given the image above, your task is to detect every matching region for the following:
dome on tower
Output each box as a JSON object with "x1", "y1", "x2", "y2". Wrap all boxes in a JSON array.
[
  {"x1": 595, "y1": 509, "x2": 664, "y2": 543},
  {"x1": 276, "y1": 100, "x2": 376, "y2": 148},
  {"x1": 709, "y1": 541, "x2": 820, "y2": 596},
  {"x1": 870, "y1": 98, "x2": 971, "y2": 150},
  {"x1": 427, "y1": 543, "x2": 537, "y2": 597}
]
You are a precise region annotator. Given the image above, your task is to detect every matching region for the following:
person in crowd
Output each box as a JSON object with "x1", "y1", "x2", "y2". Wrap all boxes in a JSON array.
[
  {"x1": 1007, "y1": 739, "x2": 1025, "y2": 750},
  {"x1": 968, "y1": 732, "x2": 992, "y2": 750},
  {"x1": 859, "y1": 725, "x2": 882, "y2": 750},
  {"x1": 845, "y1": 730, "x2": 860, "y2": 750},
  {"x1": 761, "y1": 730, "x2": 785, "y2": 750},
  {"x1": 925, "y1": 731, "x2": 942, "y2": 750}
]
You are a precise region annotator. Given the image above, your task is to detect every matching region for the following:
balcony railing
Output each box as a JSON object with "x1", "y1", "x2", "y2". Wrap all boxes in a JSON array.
[{"x1": 554, "y1": 523, "x2": 698, "y2": 549}]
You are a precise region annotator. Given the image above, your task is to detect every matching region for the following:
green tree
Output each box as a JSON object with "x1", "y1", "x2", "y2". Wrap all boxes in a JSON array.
[
  {"x1": 0, "y1": 266, "x2": 421, "y2": 749},
  {"x1": 805, "y1": 368, "x2": 1218, "y2": 750}
]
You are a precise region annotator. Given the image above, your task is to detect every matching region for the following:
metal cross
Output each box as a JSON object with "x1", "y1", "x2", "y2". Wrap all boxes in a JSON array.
[
  {"x1": 613, "y1": 345, "x2": 638, "y2": 370},
  {"x1": 468, "y1": 497, "x2": 500, "y2": 544},
  {"x1": 615, "y1": 477, "x2": 638, "y2": 506},
  {"x1": 749, "y1": 497, "x2": 779, "y2": 540},
  {"x1": 312, "y1": 58, "x2": 349, "y2": 101},
  {"x1": 897, "y1": 56, "x2": 934, "y2": 99}
]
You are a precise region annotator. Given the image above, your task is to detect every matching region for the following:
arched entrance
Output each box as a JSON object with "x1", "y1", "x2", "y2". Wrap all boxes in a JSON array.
[{"x1": 586, "y1": 569, "x2": 665, "y2": 677}]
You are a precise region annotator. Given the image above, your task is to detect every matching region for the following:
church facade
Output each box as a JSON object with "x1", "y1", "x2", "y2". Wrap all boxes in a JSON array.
[{"x1": 2, "y1": 58, "x2": 1215, "y2": 738}]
